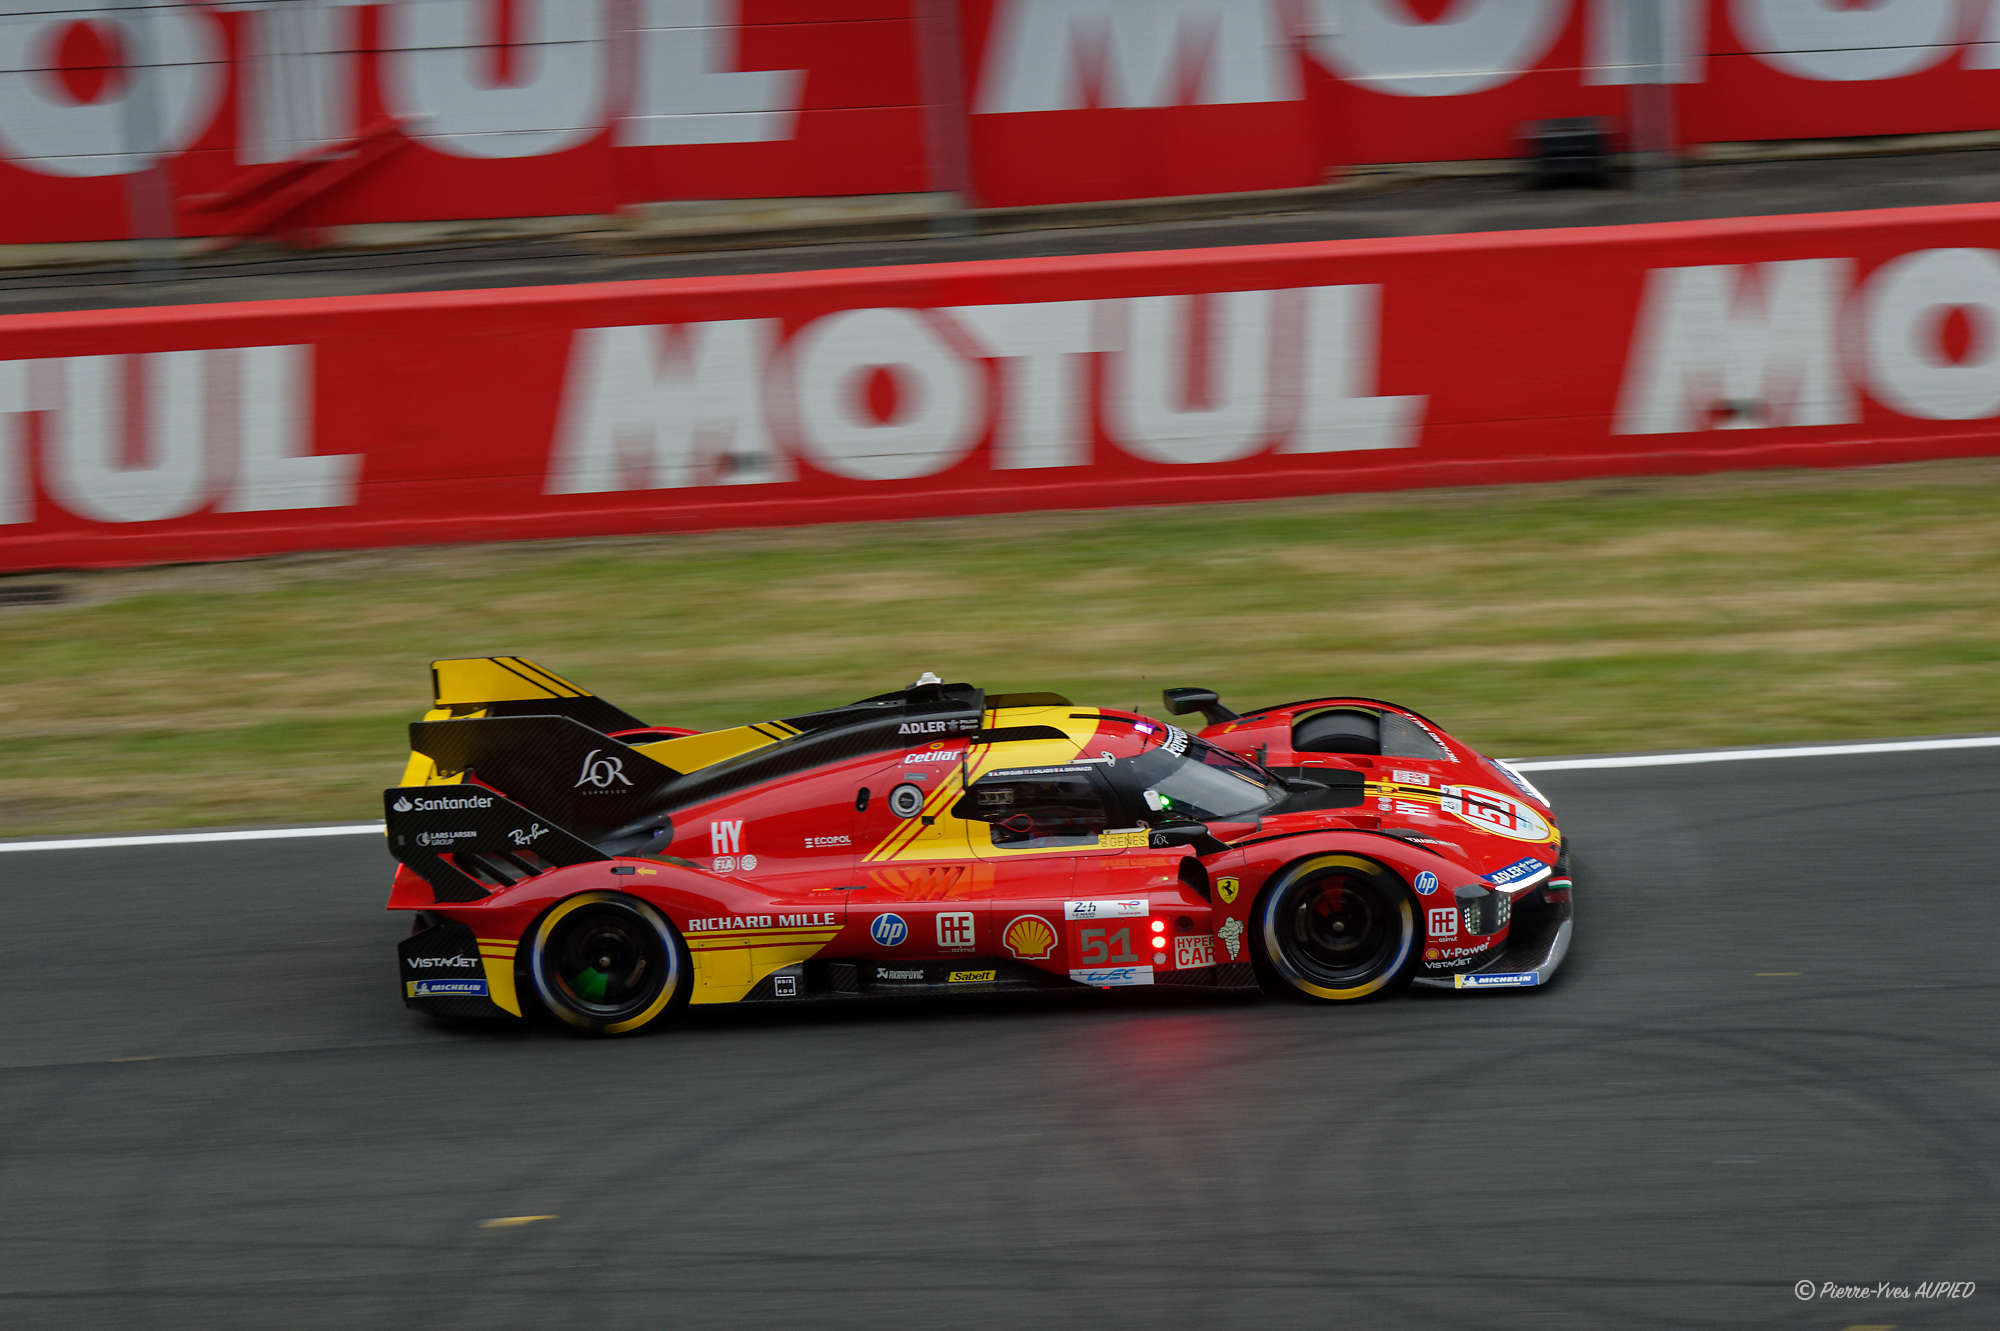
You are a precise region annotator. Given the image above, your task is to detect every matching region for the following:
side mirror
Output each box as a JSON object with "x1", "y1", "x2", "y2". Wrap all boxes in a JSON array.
[
  {"x1": 1147, "y1": 819, "x2": 1228, "y2": 855},
  {"x1": 1162, "y1": 686, "x2": 1238, "y2": 725}
]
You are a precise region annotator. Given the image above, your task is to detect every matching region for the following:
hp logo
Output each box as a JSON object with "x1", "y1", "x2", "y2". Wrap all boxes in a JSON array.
[
  {"x1": 1414, "y1": 871, "x2": 1439, "y2": 896},
  {"x1": 869, "y1": 913, "x2": 908, "y2": 947}
]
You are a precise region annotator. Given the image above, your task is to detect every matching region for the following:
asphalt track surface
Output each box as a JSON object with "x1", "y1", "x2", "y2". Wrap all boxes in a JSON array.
[{"x1": 2, "y1": 748, "x2": 1995, "y2": 1330}]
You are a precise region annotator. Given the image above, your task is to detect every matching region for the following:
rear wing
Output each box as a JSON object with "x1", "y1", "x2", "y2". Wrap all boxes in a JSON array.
[
  {"x1": 429, "y1": 656, "x2": 648, "y2": 733},
  {"x1": 384, "y1": 784, "x2": 608, "y2": 902},
  {"x1": 400, "y1": 656, "x2": 653, "y2": 789},
  {"x1": 408, "y1": 714, "x2": 683, "y2": 846}
]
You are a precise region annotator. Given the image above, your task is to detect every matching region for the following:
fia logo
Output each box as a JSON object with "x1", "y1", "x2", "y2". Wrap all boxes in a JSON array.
[
  {"x1": 710, "y1": 820, "x2": 744, "y2": 855},
  {"x1": 870, "y1": 913, "x2": 908, "y2": 947},
  {"x1": 575, "y1": 749, "x2": 631, "y2": 789}
]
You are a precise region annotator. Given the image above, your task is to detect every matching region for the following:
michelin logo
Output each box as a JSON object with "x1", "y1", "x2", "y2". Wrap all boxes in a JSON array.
[
  {"x1": 1453, "y1": 972, "x2": 1539, "y2": 990},
  {"x1": 406, "y1": 979, "x2": 489, "y2": 998}
]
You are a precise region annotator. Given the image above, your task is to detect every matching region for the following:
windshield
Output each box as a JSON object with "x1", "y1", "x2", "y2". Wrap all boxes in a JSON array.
[{"x1": 1122, "y1": 733, "x2": 1284, "y2": 821}]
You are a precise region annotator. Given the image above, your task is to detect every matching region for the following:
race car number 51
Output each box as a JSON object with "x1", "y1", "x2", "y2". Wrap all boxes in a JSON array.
[{"x1": 1075, "y1": 925, "x2": 1140, "y2": 967}]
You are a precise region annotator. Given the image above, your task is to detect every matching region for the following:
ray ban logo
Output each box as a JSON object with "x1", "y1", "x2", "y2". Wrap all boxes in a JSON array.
[{"x1": 574, "y1": 749, "x2": 631, "y2": 790}]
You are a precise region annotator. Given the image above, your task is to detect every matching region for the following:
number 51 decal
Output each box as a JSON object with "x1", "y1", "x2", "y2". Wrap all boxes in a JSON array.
[{"x1": 1075, "y1": 925, "x2": 1140, "y2": 967}]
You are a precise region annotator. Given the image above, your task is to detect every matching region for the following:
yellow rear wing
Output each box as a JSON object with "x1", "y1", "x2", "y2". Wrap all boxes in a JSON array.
[{"x1": 398, "y1": 657, "x2": 649, "y2": 788}]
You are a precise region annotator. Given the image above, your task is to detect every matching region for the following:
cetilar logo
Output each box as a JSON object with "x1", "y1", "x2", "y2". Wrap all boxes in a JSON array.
[
  {"x1": 575, "y1": 749, "x2": 631, "y2": 790},
  {"x1": 392, "y1": 796, "x2": 413, "y2": 813},
  {"x1": 870, "y1": 913, "x2": 908, "y2": 947}
]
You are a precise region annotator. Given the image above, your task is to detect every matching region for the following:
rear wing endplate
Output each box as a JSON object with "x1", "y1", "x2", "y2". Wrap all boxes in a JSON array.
[{"x1": 384, "y1": 784, "x2": 608, "y2": 903}]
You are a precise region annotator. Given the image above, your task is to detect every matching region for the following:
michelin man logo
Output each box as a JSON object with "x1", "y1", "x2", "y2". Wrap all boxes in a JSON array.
[{"x1": 1216, "y1": 917, "x2": 1244, "y2": 961}]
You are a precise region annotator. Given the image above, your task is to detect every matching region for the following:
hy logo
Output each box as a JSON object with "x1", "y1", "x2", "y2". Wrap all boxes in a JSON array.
[
  {"x1": 392, "y1": 796, "x2": 414, "y2": 813},
  {"x1": 870, "y1": 913, "x2": 909, "y2": 948},
  {"x1": 575, "y1": 749, "x2": 631, "y2": 790}
]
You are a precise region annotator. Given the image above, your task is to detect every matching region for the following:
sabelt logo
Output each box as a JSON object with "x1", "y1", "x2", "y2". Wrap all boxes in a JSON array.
[
  {"x1": 1003, "y1": 915, "x2": 1056, "y2": 960},
  {"x1": 948, "y1": 970, "x2": 997, "y2": 983}
]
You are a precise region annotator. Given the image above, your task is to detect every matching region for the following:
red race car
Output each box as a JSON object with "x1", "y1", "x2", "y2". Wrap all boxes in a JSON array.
[{"x1": 387, "y1": 658, "x2": 1572, "y2": 1035}]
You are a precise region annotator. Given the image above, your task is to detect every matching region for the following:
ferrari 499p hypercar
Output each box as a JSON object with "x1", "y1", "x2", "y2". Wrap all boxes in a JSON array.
[{"x1": 386, "y1": 658, "x2": 1572, "y2": 1035}]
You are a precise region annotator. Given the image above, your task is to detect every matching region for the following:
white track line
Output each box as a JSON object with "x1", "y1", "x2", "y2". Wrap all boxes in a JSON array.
[
  {"x1": 1508, "y1": 735, "x2": 2000, "y2": 771},
  {"x1": 0, "y1": 824, "x2": 383, "y2": 854},
  {"x1": 3, "y1": 734, "x2": 1997, "y2": 855}
]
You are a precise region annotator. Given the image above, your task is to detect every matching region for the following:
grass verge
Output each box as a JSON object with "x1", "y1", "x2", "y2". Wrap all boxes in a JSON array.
[{"x1": 3, "y1": 459, "x2": 1997, "y2": 838}]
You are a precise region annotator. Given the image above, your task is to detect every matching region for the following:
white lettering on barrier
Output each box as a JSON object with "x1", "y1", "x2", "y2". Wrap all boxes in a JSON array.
[
  {"x1": 1864, "y1": 247, "x2": 2000, "y2": 421},
  {"x1": 235, "y1": 2, "x2": 360, "y2": 165},
  {"x1": 1734, "y1": 0, "x2": 1961, "y2": 83},
  {"x1": 950, "y1": 301, "x2": 1109, "y2": 470},
  {"x1": 0, "y1": 346, "x2": 352, "y2": 526},
  {"x1": 1618, "y1": 246, "x2": 2000, "y2": 434},
  {"x1": 1614, "y1": 259, "x2": 1854, "y2": 435},
  {"x1": 1585, "y1": 0, "x2": 1705, "y2": 86},
  {"x1": 621, "y1": 0, "x2": 803, "y2": 146},
  {"x1": 976, "y1": 0, "x2": 1295, "y2": 113},
  {"x1": 790, "y1": 308, "x2": 983, "y2": 482},
  {"x1": 0, "y1": 8, "x2": 226, "y2": 178},
  {"x1": 1108, "y1": 290, "x2": 1273, "y2": 465},
  {"x1": 0, "y1": 361, "x2": 25, "y2": 526},
  {"x1": 383, "y1": 0, "x2": 605, "y2": 160},
  {"x1": 547, "y1": 321, "x2": 788, "y2": 493},
  {"x1": 544, "y1": 286, "x2": 1426, "y2": 488},
  {"x1": 1305, "y1": 0, "x2": 1568, "y2": 98},
  {"x1": 1290, "y1": 284, "x2": 1426, "y2": 453}
]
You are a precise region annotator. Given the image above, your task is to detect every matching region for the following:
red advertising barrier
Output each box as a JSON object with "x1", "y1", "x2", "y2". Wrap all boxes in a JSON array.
[
  {"x1": 11, "y1": 2, "x2": 2000, "y2": 240},
  {"x1": 7, "y1": 200, "x2": 2000, "y2": 572}
]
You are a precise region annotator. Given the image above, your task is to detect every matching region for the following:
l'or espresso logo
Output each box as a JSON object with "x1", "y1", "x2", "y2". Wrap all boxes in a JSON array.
[{"x1": 574, "y1": 749, "x2": 632, "y2": 791}]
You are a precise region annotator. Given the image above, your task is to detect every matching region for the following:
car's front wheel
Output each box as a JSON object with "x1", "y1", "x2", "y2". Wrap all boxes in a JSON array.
[
  {"x1": 1254, "y1": 853, "x2": 1417, "y2": 1001},
  {"x1": 527, "y1": 892, "x2": 688, "y2": 1036}
]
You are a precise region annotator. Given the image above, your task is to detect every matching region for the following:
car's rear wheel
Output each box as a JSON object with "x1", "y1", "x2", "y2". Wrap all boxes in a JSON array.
[
  {"x1": 1254, "y1": 854, "x2": 1417, "y2": 1001},
  {"x1": 527, "y1": 892, "x2": 687, "y2": 1036}
]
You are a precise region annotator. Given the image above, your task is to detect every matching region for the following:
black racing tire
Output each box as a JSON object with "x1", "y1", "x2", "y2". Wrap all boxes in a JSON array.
[
  {"x1": 526, "y1": 892, "x2": 689, "y2": 1036},
  {"x1": 1253, "y1": 853, "x2": 1418, "y2": 1002}
]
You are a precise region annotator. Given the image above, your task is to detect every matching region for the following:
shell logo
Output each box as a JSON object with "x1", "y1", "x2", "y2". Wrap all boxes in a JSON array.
[{"x1": 1003, "y1": 914, "x2": 1056, "y2": 960}]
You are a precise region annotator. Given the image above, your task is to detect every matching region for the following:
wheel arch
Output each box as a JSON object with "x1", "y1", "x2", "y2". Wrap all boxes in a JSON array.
[{"x1": 1249, "y1": 849, "x2": 1422, "y2": 1002}]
